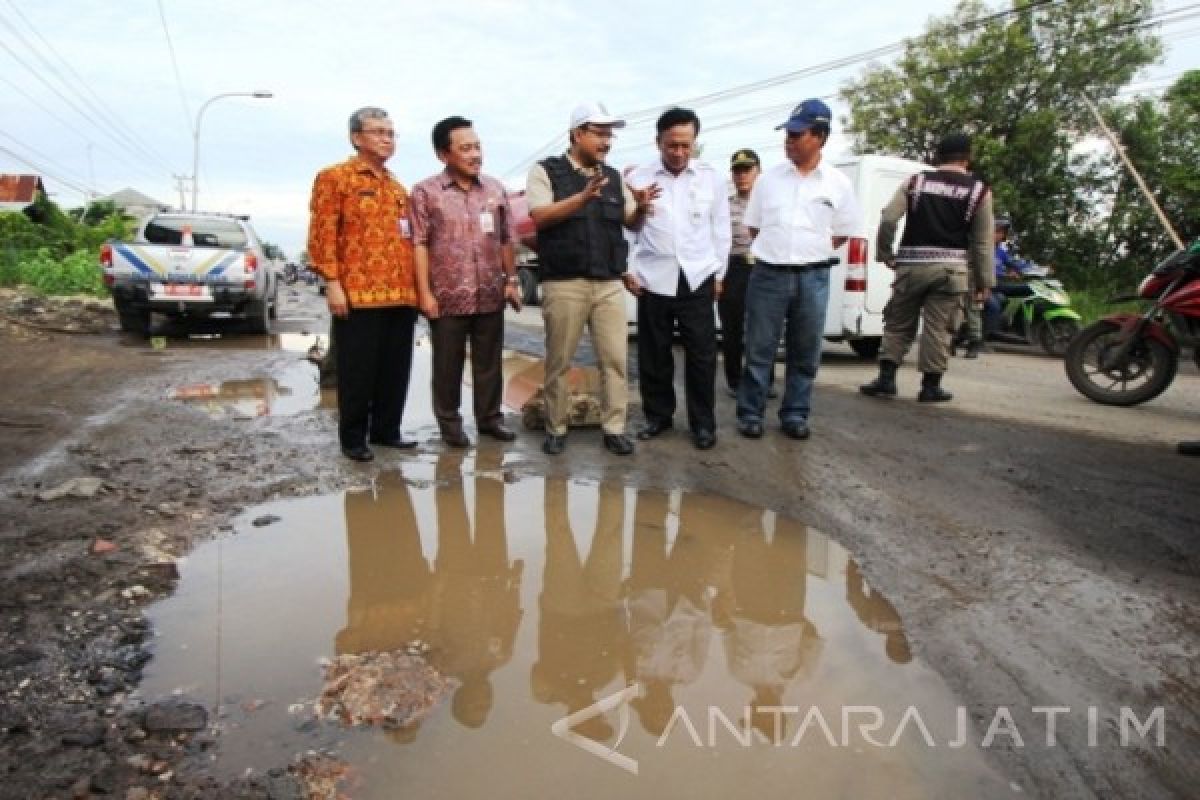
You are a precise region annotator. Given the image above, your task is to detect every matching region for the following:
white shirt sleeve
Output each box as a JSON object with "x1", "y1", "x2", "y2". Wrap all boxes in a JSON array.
[
  {"x1": 711, "y1": 173, "x2": 732, "y2": 278},
  {"x1": 832, "y1": 176, "x2": 861, "y2": 237},
  {"x1": 743, "y1": 175, "x2": 763, "y2": 230}
]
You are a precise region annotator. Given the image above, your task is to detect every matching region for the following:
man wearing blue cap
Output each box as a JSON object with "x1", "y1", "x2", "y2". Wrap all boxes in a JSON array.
[{"x1": 736, "y1": 98, "x2": 861, "y2": 440}]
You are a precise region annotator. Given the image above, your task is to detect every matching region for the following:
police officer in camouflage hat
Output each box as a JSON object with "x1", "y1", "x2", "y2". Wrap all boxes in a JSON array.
[{"x1": 860, "y1": 133, "x2": 993, "y2": 402}]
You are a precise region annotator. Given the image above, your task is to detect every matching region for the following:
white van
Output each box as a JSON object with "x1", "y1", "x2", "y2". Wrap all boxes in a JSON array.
[
  {"x1": 621, "y1": 154, "x2": 926, "y2": 356},
  {"x1": 826, "y1": 154, "x2": 926, "y2": 357}
]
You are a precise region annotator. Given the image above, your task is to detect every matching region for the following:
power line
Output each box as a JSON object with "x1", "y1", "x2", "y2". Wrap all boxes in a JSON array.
[
  {"x1": 1, "y1": 0, "x2": 176, "y2": 173},
  {"x1": 0, "y1": 13, "x2": 175, "y2": 177},
  {"x1": 0, "y1": 144, "x2": 98, "y2": 199},
  {"x1": 156, "y1": 0, "x2": 194, "y2": 136},
  {"x1": 616, "y1": 4, "x2": 1200, "y2": 161},
  {"x1": 0, "y1": 128, "x2": 96, "y2": 190},
  {"x1": 0, "y1": 72, "x2": 166, "y2": 184},
  {"x1": 502, "y1": 0, "x2": 1068, "y2": 177}
]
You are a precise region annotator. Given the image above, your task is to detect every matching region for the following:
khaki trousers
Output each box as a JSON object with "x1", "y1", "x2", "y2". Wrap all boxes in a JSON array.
[
  {"x1": 541, "y1": 278, "x2": 629, "y2": 436},
  {"x1": 880, "y1": 263, "x2": 968, "y2": 374}
]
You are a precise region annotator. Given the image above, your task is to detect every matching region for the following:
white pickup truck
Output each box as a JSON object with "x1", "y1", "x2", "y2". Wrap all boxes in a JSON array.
[{"x1": 100, "y1": 212, "x2": 279, "y2": 335}]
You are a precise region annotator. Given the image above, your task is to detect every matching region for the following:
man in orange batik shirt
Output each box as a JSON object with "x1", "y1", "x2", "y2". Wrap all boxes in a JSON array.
[{"x1": 308, "y1": 106, "x2": 420, "y2": 462}]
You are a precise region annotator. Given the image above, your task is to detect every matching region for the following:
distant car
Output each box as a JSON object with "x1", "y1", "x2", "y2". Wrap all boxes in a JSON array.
[{"x1": 100, "y1": 212, "x2": 279, "y2": 335}]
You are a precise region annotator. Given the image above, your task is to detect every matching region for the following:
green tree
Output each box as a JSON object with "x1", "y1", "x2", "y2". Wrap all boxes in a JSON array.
[
  {"x1": 261, "y1": 240, "x2": 285, "y2": 261},
  {"x1": 1095, "y1": 71, "x2": 1200, "y2": 279},
  {"x1": 839, "y1": 0, "x2": 1162, "y2": 287}
]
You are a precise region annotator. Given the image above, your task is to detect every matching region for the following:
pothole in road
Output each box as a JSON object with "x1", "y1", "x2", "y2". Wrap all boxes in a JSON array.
[
  {"x1": 166, "y1": 362, "x2": 326, "y2": 419},
  {"x1": 138, "y1": 458, "x2": 1013, "y2": 798}
]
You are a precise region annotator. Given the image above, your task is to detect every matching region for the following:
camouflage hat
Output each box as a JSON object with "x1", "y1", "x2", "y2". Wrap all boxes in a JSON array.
[{"x1": 730, "y1": 148, "x2": 760, "y2": 168}]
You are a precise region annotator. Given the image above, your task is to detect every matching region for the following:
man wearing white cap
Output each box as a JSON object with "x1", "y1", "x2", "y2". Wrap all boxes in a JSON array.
[
  {"x1": 526, "y1": 102, "x2": 658, "y2": 457},
  {"x1": 736, "y1": 98, "x2": 860, "y2": 441}
]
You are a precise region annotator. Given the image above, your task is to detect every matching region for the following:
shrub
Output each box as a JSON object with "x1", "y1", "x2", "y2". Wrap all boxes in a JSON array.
[{"x1": 13, "y1": 248, "x2": 106, "y2": 297}]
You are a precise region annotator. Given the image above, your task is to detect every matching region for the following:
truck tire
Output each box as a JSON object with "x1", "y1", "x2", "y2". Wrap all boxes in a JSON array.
[
  {"x1": 115, "y1": 301, "x2": 151, "y2": 336},
  {"x1": 849, "y1": 337, "x2": 882, "y2": 359},
  {"x1": 248, "y1": 298, "x2": 271, "y2": 335},
  {"x1": 267, "y1": 282, "x2": 279, "y2": 320}
]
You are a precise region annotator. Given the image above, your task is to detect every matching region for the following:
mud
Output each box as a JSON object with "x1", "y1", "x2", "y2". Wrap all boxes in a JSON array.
[{"x1": 0, "y1": 283, "x2": 1198, "y2": 798}]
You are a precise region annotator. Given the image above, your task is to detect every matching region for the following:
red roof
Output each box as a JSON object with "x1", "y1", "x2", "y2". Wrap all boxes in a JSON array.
[{"x1": 0, "y1": 174, "x2": 44, "y2": 204}]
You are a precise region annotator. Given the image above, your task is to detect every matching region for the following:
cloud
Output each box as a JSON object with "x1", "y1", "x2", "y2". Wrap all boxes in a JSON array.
[{"x1": 3, "y1": 0, "x2": 1193, "y2": 257}]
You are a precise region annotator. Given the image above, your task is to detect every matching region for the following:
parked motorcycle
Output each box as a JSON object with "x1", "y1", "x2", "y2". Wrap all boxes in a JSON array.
[
  {"x1": 988, "y1": 266, "x2": 1083, "y2": 356},
  {"x1": 1065, "y1": 240, "x2": 1200, "y2": 406}
]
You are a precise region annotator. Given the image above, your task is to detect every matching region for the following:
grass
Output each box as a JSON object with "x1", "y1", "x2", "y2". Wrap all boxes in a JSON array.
[{"x1": 1069, "y1": 285, "x2": 1144, "y2": 324}]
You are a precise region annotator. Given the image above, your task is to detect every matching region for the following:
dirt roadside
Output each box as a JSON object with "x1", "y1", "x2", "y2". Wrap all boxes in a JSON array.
[{"x1": 1, "y1": 286, "x2": 1199, "y2": 799}]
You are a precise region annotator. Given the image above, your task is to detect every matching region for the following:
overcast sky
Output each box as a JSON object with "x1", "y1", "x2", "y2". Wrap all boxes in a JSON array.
[{"x1": 1, "y1": 0, "x2": 1194, "y2": 256}]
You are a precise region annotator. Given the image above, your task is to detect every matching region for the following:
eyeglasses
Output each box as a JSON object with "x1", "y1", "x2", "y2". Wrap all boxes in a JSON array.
[
  {"x1": 359, "y1": 128, "x2": 396, "y2": 139},
  {"x1": 583, "y1": 126, "x2": 616, "y2": 140}
]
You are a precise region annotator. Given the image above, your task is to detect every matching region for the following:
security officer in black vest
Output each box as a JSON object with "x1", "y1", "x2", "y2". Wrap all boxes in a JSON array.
[
  {"x1": 861, "y1": 133, "x2": 994, "y2": 402},
  {"x1": 525, "y1": 102, "x2": 658, "y2": 456}
]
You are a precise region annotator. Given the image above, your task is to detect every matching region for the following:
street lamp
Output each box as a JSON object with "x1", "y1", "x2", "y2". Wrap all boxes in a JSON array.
[{"x1": 191, "y1": 90, "x2": 273, "y2": 212}]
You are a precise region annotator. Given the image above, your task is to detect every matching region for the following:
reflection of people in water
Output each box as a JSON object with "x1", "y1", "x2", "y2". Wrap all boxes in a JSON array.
[
  {"x1": 626, "y1": 489, "x2": 714, "y2": 736},
  {"x1": 721, "y1": 513, "x2": 822, "y2": 742},
  {"x1": 335, "y1": 470, "x2": 432, "y2": 657},
  {"x1": 428, "y1": 451, "x2": 523, "y2": 729},
  {"x1": 531, "y1": 479, "x2": 626, "y2": 742},
  {"x1": 845, "y1": 561, "x2": 911, "y2": 664}
]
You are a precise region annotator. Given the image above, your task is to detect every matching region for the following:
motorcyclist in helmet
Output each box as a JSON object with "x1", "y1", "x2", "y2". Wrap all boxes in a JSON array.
[{"x1": 984, "y1": 215, "x2": 1044, "y2": 339}]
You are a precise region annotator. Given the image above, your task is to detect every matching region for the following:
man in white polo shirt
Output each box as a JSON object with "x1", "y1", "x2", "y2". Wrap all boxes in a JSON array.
[
  {"x1": 626, "y1": 108, "x2": 731, "y2": 450},
  {"x1": 736, "y1": 98, "x2": 860, "y2": 440}
]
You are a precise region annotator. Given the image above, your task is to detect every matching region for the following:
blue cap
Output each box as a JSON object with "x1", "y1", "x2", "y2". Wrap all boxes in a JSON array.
[{"x1": 776, "y1": 98, "x2": 832, "y2": 133}]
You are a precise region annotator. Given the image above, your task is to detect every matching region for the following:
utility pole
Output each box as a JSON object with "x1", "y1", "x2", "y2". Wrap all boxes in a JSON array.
[
  {"x1": 171, "y1": 174, "x2": 190, "y2": 211},
  {"x1": 1080, "y1": 92, "x2": 1184, "y2": 250}
]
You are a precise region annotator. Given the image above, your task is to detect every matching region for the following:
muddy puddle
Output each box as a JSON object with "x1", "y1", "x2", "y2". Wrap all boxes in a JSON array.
[
  {"x1": 128, "y1": 331, "x2": 328, "y2": 353},
  {"x1": 138, "y1": 456, "x2": 1016, "y2": 798},
  {"x1": 167, "y1": 362, "x2": 326, "y2": 418}
]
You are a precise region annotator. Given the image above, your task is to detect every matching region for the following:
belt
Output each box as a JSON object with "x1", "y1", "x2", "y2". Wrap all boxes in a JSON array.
[{"x1": 757, "y1": 257, "x2": 840, "y2": 273}]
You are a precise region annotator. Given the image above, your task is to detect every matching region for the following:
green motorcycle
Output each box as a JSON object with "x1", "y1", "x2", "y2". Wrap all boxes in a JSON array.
[{"x1": 987, "y1": 266, "x2": 1083, "y2": 356}]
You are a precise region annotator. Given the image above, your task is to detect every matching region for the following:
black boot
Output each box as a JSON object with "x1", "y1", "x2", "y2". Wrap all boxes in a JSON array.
[
  {"x1": 860, "y1": 360, "x2": 898, "y2": 397},
  {"x1": 964, "y1": 339, "x2": 982, "y2": 359},
  {"x1": 917, "y1": 372, "x2": 953, "y2": 402}
]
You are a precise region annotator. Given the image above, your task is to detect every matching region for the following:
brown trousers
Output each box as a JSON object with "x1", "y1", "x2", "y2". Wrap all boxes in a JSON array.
[{"x1": 429, "y1": 310, "x2": 505, "y2": 436}]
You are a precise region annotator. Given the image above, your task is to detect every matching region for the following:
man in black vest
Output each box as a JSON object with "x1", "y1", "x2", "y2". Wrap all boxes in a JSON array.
[
  {"x1": 861, "y1": 133, "x2": 994, "y2": 402},
  {"x1": 525, "y1": 102, "x2": 657, "y2": 456}
]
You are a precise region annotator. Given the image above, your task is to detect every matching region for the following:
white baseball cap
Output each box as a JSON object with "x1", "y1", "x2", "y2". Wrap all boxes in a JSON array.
[{"x1": 569, "y1": 101, "x2": 626, "y2": 130}]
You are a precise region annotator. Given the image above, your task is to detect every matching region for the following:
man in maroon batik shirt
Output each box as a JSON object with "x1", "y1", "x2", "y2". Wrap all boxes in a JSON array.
[{"x1": 412, "y1": 116, "x2": 522, "y2": 448}]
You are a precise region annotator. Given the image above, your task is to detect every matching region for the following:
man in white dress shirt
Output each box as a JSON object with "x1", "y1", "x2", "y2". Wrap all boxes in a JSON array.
[
  {"x1": 625, "y1": 108, "x2": 732, "y2": 450},
  {"x1": 736, "y1": 98, "x2": 860, "y2": 441}
]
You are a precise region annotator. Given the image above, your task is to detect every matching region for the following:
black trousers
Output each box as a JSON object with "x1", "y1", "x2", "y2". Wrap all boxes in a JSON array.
[
  {"x1": 333, "y1": 305, "x2": 417, "y2": 448},
  {"x1": 637, "y1": 272, "x2": 717, "y2": 433},
  {"x1": 717, "y1": 255, "x2": 752, "y2": 390},
  {"x1": 429, "y1": 310, "x2": 504, "y2": 436}
]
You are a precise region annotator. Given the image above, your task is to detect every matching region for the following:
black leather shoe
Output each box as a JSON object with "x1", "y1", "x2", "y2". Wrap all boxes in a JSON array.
[
  {"x1": 443, "y1": 431, "x2": 471, "y2": 448},
  {"x1": 782, "y1": 421, "x2": 810, "y2": 440},
  {"x1": 692, "y1": 429, "x2": 717, "y2": 450},
  {"x1": 341, "y1": 444, "x2": 374, "y2": 462},
  {"x1": 370, "y1": 436, "x2": 418, "y2": 449},
  {"x1": 737, "y1": 420, "x2": 764, "y2": 439},
  {"x1": 478, "y1": 424, "x2": 517, "y2": 442},
  {"x1": 542, "y1": 434, "x2": 567, "y2": 455},
  {"x1": 603, "y1": 433, "x2": 635, "y2": 455},
  {"x1": 636, "y1": 419, "x2": 673, "y2": 440}
]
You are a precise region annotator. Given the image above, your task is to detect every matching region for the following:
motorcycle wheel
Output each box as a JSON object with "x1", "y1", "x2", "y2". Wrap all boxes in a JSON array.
[
  {"x1": 1064, "y1": 320, "x2": 1177, "y2": 406},
  {"x1": 1036, "y1": 318, "x2": 1080, "y2": 357}
]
